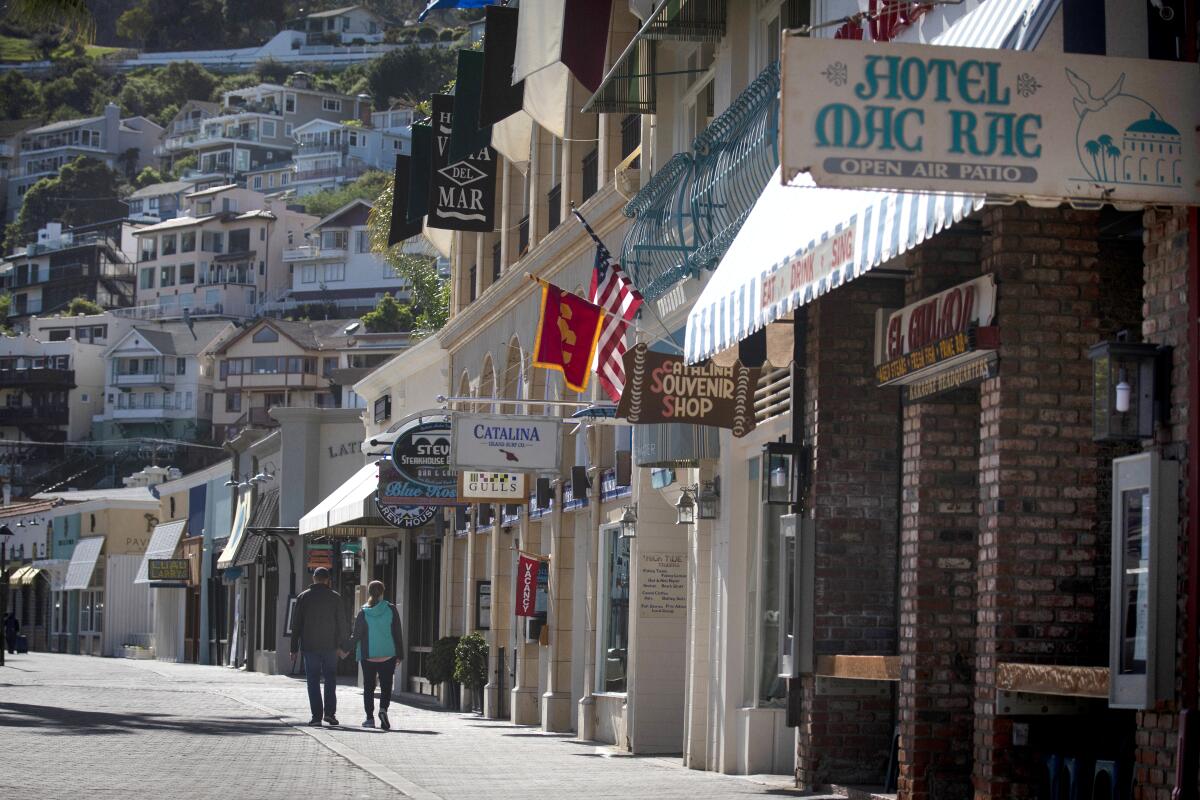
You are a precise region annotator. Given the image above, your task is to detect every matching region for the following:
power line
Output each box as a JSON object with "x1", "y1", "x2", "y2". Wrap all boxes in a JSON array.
[{"x1": 0, "y1": 436, "x2": 225, "y2": 451}]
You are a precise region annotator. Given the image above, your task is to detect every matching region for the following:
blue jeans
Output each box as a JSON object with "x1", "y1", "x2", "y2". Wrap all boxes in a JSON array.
[{"x1": 302, "y1": 649, "x2": 338, "y2": 720}]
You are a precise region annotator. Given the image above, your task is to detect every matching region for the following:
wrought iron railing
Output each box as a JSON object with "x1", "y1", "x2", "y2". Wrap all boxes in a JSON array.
[{"x1": 620, "y1": 62, "x2": 779, "y2": 301}]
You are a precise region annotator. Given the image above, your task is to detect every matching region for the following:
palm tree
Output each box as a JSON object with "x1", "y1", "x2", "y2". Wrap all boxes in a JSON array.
[
  {"x1": 1097, "y1": 134, "x2": 1116, "y2": 180},
  {"x1": 1084, "y1": 139, "x2": 1102, "y2": 180},
  {"x1": 2, "y1": 0, "x2": 94, "y2": 41}
]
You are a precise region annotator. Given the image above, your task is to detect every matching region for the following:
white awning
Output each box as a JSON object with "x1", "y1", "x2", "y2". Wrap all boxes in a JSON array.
[
  {"x1": 135, "y1": 519, "x2": 187, "y2": 584},
  {"x1": 299, "y1": 461, "x2": 379, "y2": 536},
  {"x1": 215, "y1": 490, "x2": 252, "y2": 570},
  {"x1": 684, "y1": 0, "x2": 1058, "y2": 364},
  {"x1": 63, "y1": 536, "x2": 105, "y2": 591}
]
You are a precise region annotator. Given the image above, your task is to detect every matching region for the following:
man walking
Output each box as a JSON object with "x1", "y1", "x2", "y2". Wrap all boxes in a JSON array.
[
  {"x1": 4, "y1": 612, "x2": 19, "y2": 654},
  {"x1": 290, "y1": 567, "x2": 348, "y2": 726}
]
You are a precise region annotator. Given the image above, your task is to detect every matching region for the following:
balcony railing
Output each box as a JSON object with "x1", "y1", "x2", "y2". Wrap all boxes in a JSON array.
[
  {"x1": 621, "y1": 62, "x2": 779, "y2": 300},
  {"x1": 294, "y1": 164, "x2": 367, "y2": 182},
  {"x1": 112, "y1": 371, "x2": 176, "y2": 387},
  {"x1": 297, "y1": 140, "x2": 350, "y2": 155},
  {"x1": 283, "y1": 245, "x2": 346, "y2": 261},
  {"x1": 0, "y1": 368, "x2": 75, "y2": 389},
  {"x1": 234, "y1": 406, "x2": 279, "y2": 430},
  {"x1": 0, "y1": 405, "x2": 69, "y2": 426}
]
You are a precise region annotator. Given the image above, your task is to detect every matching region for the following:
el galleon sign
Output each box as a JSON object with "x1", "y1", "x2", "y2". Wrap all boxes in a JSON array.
[
  {"x1": 450, "y1": 413, "x2": 562, "y2": 473},
  {"x1": 874, "y1": 273, "x2": 999, "y2": 402},
  {"x1": 781, "y1": 38, "x2": 1200, "y2": 205},
  {"x1": 617, "y1": 344, "x2": 760, "y2": 437}
]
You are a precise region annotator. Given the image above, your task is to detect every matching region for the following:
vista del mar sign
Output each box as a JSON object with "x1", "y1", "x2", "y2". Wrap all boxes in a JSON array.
[{"x1": 781, "y1": 38, "x2": 1200, "y2": 205}]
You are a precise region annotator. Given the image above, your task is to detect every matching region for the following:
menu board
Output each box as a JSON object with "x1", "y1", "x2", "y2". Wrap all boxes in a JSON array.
[{"x1": 638, "y1": 551, "x2": 687, "y2": 618}]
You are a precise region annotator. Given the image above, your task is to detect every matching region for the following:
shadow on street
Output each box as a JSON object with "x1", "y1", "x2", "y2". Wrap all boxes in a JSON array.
[{"x1": 0, "y1": 701, "x2": 294, "y2": 737}]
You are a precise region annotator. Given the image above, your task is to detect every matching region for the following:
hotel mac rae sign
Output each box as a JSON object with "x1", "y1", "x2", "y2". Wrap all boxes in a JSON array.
[
  {"x1": 874, "y1": 274, "x2": 999, "y2": 402},
  {"x1": 781, "y1": 38, "x2": 1200, "y2": 205},
  {"x1": 450, "y1": 413, "x2": 562, "y2": 473}
]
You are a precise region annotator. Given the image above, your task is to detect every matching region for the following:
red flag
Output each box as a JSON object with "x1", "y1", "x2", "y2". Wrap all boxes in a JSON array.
[
  {"x1": 533, "y1": 280, "x2": 605, "y2": 393},
  {"x1": 589, "y1": 246, "x2": 643, "y2": 403},
  {"x1": 515, "y1": 554, "x2": 541, "y2": 617}
]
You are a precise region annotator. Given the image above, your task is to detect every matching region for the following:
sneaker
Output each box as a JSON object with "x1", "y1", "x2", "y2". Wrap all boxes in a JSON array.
[
  {"x1": 307, "y1": 718, "x2": 322, "y2": 727},
  {"x1": 323, "y1": 714, "x2": 339, "y2": 726},
  {"x1": 378, "y1": 710, "x2": 390, "y2": 730},
  {"x1": 362, "y1": 716, "x2": 375, "y2": 728}
]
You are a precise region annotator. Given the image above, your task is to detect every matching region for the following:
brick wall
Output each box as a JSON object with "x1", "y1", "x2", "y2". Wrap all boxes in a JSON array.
[
  {"x1": 973, "y1": 205, "x2": 1105, "y2": 798},
  {"x1": 1134, "y1": 206, "x2": 1193, "y2": 799},
  {"x1": 797, "y1": 276, "x2": 903, "y2": 788},
  {"x1": 896, "y1": 228, "x2": 984, "y2": 800}
]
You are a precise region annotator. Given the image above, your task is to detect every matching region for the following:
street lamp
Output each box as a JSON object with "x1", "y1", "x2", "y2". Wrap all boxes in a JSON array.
[{"x1": 0, "y1": 523, "x2": 13, "y2": 666}]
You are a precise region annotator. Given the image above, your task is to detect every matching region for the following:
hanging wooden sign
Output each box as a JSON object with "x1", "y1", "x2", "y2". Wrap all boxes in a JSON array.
[{"x1": 616, "y1": 344, "x2": 760, "y2": 437}]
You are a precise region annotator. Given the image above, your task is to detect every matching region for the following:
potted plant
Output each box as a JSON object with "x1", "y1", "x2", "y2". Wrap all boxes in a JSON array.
[
  {"x1": 453, "y1": 632, "x2": 488, "y2": 713},
  {"x1": 428, "y1": 635, "x2": 461, "y2": 710}
]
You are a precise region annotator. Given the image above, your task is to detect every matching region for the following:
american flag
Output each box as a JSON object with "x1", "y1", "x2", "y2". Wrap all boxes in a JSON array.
[{"x1": 588, "y1": 238, "x2": 643, "y2": 403}]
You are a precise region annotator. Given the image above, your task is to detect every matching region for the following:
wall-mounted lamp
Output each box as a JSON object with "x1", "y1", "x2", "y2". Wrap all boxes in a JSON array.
[
  {"x1": 1089, "y1": 333, "x2": 1171, "y2": 442},
  {"x1": 415, "y1": 534, "x2": 433, "y2": 561},
  {"x1": 762, "y1": 441, "x2": 808, "y2": 508},
  {"x1": 619, "y1": 503, "x2": 638, "y2": 539},
  {"x1": 697, "y1": 478, "x2": 720, "y2": 520},
  {"x1": 675, "y1": 486, "x2": 696, "y2": 526},
  {"x1": 340, "y1": 542, "x2": 360, "y2": 573}
]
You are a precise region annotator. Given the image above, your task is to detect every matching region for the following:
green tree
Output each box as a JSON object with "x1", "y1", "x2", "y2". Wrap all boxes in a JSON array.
[
  {"x1": 367, "y1": 176, "x2": 449, "y2": 333},
  {"x1": 0, "y1": 72, "x2": 42, "y2": 120},
  {"x1": 64, "y1": 296, "x2": 102, "y2": 316},
  {"x1": 5, "y1": 156, "x2": 125, "y2": 250},
  {"x1": 40, "y1": 62, "x2": 105, "y2": 118},
  {"x1": 2, "y1": 0, "x2": 94, "y2": 41},
  {"x1": 365, "y1": 44, "x2": 456, "y2": 110},
  {"x1": 298, "y1": 170, "x2": 390, "y2": 218},
  {"x1": 116, "y1": 4, "x2": 153, "y2": 47},
  {"x1": 133, "y1": 166, "x2": 167, "y2": 188},
  {"x1": 452, "y1": 632, "x2": 488, "y2": 690},
  {"x1": 360, "y1": 293, "x2": 414, "y2": 333}
]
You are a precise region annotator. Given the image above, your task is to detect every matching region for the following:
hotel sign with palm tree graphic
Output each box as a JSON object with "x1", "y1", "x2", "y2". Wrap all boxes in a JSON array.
[{"x1": 781, "y1": 38, "x2": 1199, "y2": 206}]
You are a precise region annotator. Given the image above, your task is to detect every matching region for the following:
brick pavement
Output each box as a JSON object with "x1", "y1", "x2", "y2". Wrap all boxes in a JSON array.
[{"x1": 0, "y1": 653, "x2": 834, "y2": 800}]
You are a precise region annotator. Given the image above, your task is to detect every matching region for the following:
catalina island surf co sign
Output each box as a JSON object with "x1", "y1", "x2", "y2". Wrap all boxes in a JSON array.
[
  {"x1": 781, "y1": 38, "x2": 1200, "y2": 206},
  {"x1": 450, "y1": 413, "x2": 562, "y2": 474}
]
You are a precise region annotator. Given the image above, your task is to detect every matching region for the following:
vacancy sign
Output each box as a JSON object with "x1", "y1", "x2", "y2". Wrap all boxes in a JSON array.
[{"x1": 781, "y1": 37, "x2": 1200, "y2": 206}]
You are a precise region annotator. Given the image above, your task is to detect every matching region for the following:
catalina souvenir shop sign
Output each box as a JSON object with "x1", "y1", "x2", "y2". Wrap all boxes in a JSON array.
[
  {"x1": 617, "y1": 344, "x2": 760, "y2": 437},
  {"x1": 450, "y1": 413, "x2": 562, "y2": 473},
  {"x1": 458, "y1": 471, "x2": 528, "y2": 501},
  {"x1": 874, "y1": 273, "x2": 1000, "y2": 402},
  {"x1": 380, "y1": 414, "x2": 460, "y2": 506},
  {"x1": 374, "y1": 462, "x2": 438, "y2": 529},
  {"x1": 781, "y1": 38, "x2": 1200, "y2": 205},
  {"x1": 427, "y1": 94, "x2": 498, "y2": 232}
]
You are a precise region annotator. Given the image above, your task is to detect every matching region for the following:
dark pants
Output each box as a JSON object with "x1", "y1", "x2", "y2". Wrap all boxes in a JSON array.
[
  {"x1": 361, "y1": 657, "x2": 397, "y2": 715},
  {"x1": 302, "y1": 649, "x2": 338, "y2": 720}
]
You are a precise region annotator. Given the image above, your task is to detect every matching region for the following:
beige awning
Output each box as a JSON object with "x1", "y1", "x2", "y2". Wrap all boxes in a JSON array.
[
  {"x1": 215, "y1": 490, "x2": 252, "y2": 570},
  {"x1": 299, "y1": 461, "x2": 378, "y2": 536},
  {"x1": 63, "y1": 537, "x2": 105, "y2": 591},
  {"x1": 135, "y1": 519, "x2": 188, "y2": 584}
]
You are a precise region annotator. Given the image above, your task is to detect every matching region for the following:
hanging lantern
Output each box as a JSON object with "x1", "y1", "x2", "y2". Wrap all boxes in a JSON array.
[
  {"x1": 762, "y1": 441, "x2": 807, "y2": 507},
  {"x1": 340, "y1": 542, "x2": 360, "y2": 572},
  {"x1": 619, "y1": 503, "x2": 638, "y2": 539},
  {"x1": 675, "y1": 487, "x2": 696, "y2": 526},
  {"x1": 1088, "y1": 335, "x2": 1170, "y2": 442},
  {"x1": 697, "y1": 478, "x2": 720, "y2": 520}
]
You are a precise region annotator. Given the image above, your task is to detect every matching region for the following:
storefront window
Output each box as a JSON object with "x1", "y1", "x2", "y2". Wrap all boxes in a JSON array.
[
  {"x1": 1119, "y1": 487, "x2": 1151, "y2": 676},
  {"x1": 744, "y1": 456, "x2": 786, "y2": 706},
  {"x1": 597, "y1": 525, "x2": 630, "y2": 693}
]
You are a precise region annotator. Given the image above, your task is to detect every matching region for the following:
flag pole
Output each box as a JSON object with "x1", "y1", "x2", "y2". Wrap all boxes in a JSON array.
[{"x1": 569, "y1": 202, "x2": 684, "y2": 355}]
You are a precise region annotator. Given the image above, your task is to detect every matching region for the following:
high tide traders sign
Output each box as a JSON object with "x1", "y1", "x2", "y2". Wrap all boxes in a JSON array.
[
  {"x1": 874, "y1": 274, "x2": 999, "y2": 402},
  {"x1": 427, "y1": 94, "x2": 498, "y2": 232},
  {"x1": 617, "y1": 344, "x2": 759, "y2": 437},
  {"x1": 450, "y1": 413, "x2": 562, "y2": 473},
  {"x1": 781, "y1": 37, "x2": 1200, "y2": 205},
  {"x1": 380, "y1": 415, "x2": 459, "y2": 506}
]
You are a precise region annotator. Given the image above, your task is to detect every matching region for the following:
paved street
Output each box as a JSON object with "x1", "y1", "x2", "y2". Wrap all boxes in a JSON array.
[{"x1": 0, "y1": 653, "x2": 818, "y2": 800}]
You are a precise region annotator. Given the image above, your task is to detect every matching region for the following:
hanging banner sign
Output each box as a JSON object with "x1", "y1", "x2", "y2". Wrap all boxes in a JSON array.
[
  {"x1": 373, "y1": 489, "x2": 437, "y2": 529},
  {"x1": 381, "y1": 415, "x2": 460, "y2": 506},
  {"x1": 874, "y1": 274, "x2": 999, "y2": 393},
  {"x1": 781, "y1": 37, "x2": 1200, "y2": 205},
  {"x1": 147, "y1": 558, "x2": 190, "y2": 582},
  {"x1": 617, "y1": 344, "x2": 760, "y2": 437},
  {"x1": 450, "y1": 413, "x2": 562, "y2": 473},
  {"x1": 427, "y1": 94, "x2": 498, "y2": 232},
  {"x1": 515, "y1": 553, "x2": 542, "y2": 617},
  {"x1": 458, "y1": 471, "x2": 528, "y2": 501}
]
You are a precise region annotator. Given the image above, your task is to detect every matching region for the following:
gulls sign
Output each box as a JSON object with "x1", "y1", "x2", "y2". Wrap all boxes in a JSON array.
[
  {"x1": 781, "y1": 38, "x2": 1200, "y2": 206},
  {"x1": 450, "y1": 413, "x2": 563, "y2": 474}
]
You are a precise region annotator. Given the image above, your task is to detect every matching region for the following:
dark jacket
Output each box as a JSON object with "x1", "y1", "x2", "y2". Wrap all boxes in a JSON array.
[
  {"x1": 3, "y1": 614, "x2": 18, "y2": 636},
  {"x1": 348, "y1": 601, "x2": 404, "y2": 662},
  {"x1": 289, "y1": 583, "x2": 347, "y2": 654}
]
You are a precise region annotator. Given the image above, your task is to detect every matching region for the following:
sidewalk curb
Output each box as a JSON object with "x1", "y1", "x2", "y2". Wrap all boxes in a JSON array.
[{"x1": 223, "y1": 692, "x2": 444, "y2": 800}]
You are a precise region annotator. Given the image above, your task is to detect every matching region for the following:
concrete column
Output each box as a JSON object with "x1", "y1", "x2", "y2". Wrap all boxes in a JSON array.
[
  {"x1": 474, "y1": 232, "x2": 486, "y2": 299},
  {"x1": 542, "y1": 481, "x2": 575, "y2": 731},
  {"x1": 485, "y1": 504, "x2": 513, "y2": 718},
  {"x1": 512, "y1": 513, "x2": 541, "y2": 724},
  {"x1": 683, "y1": 464, "x2": 715, "y2": 769},
  {"x1": 462, "y1": 522, "x2": 476, "y2": 710}
]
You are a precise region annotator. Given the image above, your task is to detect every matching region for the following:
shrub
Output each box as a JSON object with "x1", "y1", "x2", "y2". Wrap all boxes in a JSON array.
[
  {"x1": 453, "y1": 632, "x2": 488, "y2": 690},
  {"x1": 428, "y1": 635, "x2": 460, "y2": 687}
]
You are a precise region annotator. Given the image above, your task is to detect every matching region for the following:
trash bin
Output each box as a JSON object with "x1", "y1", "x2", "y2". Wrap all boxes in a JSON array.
[{"x1": 15, "y1": 634, "x2": 28, "y2": 654}]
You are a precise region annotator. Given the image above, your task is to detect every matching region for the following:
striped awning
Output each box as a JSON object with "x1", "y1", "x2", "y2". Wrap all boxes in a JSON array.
[
  {"x1": 684, "y1": 0, "x2": 1058, "y2": 363},
  {"x1": 63, "y1": 536, "x2": 104, "y2": 591}
]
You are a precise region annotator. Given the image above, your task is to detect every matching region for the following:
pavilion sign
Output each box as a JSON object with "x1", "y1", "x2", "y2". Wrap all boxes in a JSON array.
[
  {"x1": 781, "y1": 37, "x2": 1200, "y2": 205},
  {"x1": 617, "y1": 344, "x2": 760, "y2": 437}
]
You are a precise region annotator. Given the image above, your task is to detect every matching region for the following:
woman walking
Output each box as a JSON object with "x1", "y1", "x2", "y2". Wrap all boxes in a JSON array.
[{"x1": 345, "y1": 580, "x2": 404, "y2": 729}]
